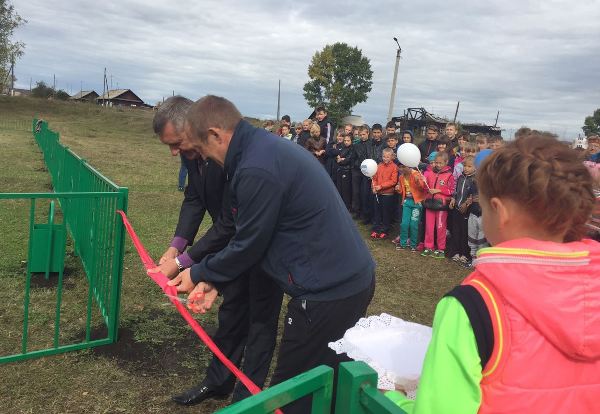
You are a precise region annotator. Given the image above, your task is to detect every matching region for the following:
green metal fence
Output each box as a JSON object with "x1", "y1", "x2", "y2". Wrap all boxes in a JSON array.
[
  {"x1": 0, "y1": 120, "x2": 128, "y2": 364},
  {"x1": 216, "y1": 362, "x2": 407, "y2": 414}
]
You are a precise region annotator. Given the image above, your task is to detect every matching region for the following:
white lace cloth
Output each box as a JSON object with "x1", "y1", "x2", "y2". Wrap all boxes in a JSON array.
[{"x1": 328, "y1": 313, "x2": 432, "y2": 397}]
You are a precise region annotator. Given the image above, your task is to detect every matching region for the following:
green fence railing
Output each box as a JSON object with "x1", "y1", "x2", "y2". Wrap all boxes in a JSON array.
[
  {"x1": 216, "y1": 362, "x2": 406, "y2": 414},
  {"x1": 0, "y1": 120, "x2": 128, "y2": 364}
]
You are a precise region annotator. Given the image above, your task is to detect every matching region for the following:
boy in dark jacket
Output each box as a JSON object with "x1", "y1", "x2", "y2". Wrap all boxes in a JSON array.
[
  {"x1": 336, "y1": 134, "x2": 354, "y2": 210},
  {"x1": 316, "y1": 106, "x2": 334, "y2": 144},
  {"x1": 449, "y1": 155, "x2": 476, "y2": 264},
  {"x1": 352, "y1": 125, "x2": 372, "y2": 221},
  {"x1": 419, "y1": 125, "x2": 440, "y2": 164}
]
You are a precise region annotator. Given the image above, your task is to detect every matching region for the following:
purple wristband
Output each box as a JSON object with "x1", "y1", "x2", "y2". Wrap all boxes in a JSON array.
[
  {"x1": 176, "y1": 252, "x2": 195, "y2": 269},
  {"x1": 170, "y1": 236, "x2": 189, "y2": 253}
]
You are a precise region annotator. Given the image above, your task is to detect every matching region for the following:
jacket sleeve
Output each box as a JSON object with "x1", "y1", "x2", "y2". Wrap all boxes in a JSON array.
[
  {"x1": 174, "y1": 169, "x2": 206, "y2": 246},
  {"x1": 185, "y1": 185, "x2": 236, "y2": 263},
  {"x1": 190, "y1": 168, "x2": 283, "y2": 285},
  {"x1": 380, "y1": 165, "x2": 399, "y2": 191},
  {"x1": 338, "y1": 148, "x2": 353, "y2": 166},
  {"x1": 384, "y1": 297, "x2": 482, "y2": 414},
  {"x1": 441, "y1": 173, "x2": 455, "y2": 197}
]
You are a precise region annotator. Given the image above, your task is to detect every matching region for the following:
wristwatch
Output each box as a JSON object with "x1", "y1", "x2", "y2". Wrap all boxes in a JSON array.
[{"x1": 174, "y1": 257, "x2": 185, "y2": 272}]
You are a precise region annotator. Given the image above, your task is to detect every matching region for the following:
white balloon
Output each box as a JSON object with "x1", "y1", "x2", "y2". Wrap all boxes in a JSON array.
[
  {"x1": 397, "y1": 143, "x2": 421, "y2": 168},
  {"x1": 360, "y1": 159, "x2": 378, "y2": 177}
]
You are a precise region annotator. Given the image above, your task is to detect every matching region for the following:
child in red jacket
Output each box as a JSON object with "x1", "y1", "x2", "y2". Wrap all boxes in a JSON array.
[
  {"x1": 422, "y1": 151, "x2": 454, "y2": 258},
  {"x1": 371, "y1": 148, "x2": 398, "y2": 239}
]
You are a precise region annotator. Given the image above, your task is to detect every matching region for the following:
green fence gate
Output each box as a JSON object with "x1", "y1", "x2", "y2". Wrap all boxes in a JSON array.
[{"x1": 0, "y1": 120, "x2": 128, "y2": 363}]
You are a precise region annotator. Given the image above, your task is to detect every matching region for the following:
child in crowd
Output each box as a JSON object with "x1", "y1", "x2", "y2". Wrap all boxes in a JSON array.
[
  {"x1": 353, "y1": 125, "x2": 372, "y2": 222},
  {"x1": 315, "y1": 106, "x2": 334, "y2": 144},
  {"x1": 297, "y1": 119, "x2": 312, "y2": 148},
  {"x1": 371, "y1": 148, "x2": 398, "y2": 239},
  {"x1": 369, "y1": 125, "x2": 385, "y2": 163},
  {"x1": 444, "y1": 122, "x2": 459, "y2": 153},
  {"x1": 475, "y1": 133, "x2": 489, "y2": 152},
  {"x1": 292, "y1": 123, "x2": 302, "y2": 143},
  {"x1": 344, "y1": 123, "x2": 353, "y2": 137},
  {"x1": 386, "y1": 133, "x2": 399, "y2": 163},
  {"x1": 402, "y1": 130, "x2": 414, "y2": 144},
  {"x1": 326, "y1": 129, "x2": 345, "y2": 179},
  {"x1": 418, "y1": 125, "x2": 440, "y2": 164},
  {"x1": 305, "y1": 122, "x2": 326, "y2": 165},
  {"x1": 488, "y1": 135, "x2": 504, "y2": 150},
  {"x1": 422, "y1": 151, "x2": 454, "y2": 258},
  {"x1": 336, "y1": 134, "x2": 354, "y2": 210},
  {"x1": 395, "y1": 165, "x2": 428, "y2": 251},
  {"x1": 352, "y1": 126, "x2": 360, "y2": 143},
  {"x1": 436, "y1": 137, "x2": 454, "y2": 168},
  {"x1": 279, "y1": 124, "x2": 292, "y2": 140},
  {"x1": 453, "y1": 141, "x2": 477, "y2": 187},
  {"x1": 449, "y1": 155, "x2": 476, "y2": 265},
  {"x1": 467, "y1": 174, "x2": 487, "y2": 264},
  {"x1": 386, "y1": 132, "x2": 599, "y2": 413},
  {"x1": 386, "y1": 121, "x2": 397, "y2": 136}
]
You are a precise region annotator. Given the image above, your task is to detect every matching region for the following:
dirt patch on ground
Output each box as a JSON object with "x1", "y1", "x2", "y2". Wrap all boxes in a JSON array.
[{"x1": 90, "y1": 310, "x2": 217, "y2": 378}]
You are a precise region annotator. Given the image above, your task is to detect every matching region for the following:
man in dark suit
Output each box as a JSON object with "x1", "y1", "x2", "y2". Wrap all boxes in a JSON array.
[{"x1": 150, "y1": 96, "x2": 283, "y2": 406}]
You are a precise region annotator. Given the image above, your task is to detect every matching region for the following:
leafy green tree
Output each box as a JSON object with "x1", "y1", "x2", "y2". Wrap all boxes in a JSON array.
[
  {"x1": 0, "y1": 0, "x2": 26, "y2": 92},
  {"x1": 31, "y1": 81, "x2": 53, "y2": 99},
  {"x1": 303, "y1": 42, "x2": 373, "y2": 122},
  {"x1": 583, "y1": 108, "x2": 600, "y2": 136}
]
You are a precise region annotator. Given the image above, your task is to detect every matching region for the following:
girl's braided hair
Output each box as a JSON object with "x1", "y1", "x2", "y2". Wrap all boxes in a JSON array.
[{"x1": 477, "y1": 132, "x2": 595, "y2": 242}]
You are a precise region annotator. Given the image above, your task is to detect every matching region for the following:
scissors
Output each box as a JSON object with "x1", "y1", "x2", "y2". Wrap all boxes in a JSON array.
[{"x1": 164, "y1": 291, "x2": 206, "y2": 313}]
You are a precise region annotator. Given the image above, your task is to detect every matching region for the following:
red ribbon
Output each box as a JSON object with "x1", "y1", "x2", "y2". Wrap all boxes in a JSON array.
[{"x1": 116, "y1": 211, "x2": 269, "y2": 400}]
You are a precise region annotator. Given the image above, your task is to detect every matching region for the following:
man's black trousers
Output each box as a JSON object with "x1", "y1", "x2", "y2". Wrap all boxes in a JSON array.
[
  {"x1": 203, "y1": 267, "x2": 283, "y2": 401},
  {"x1": 269, "y1": 276, "x2": 375, "y2": 414}
]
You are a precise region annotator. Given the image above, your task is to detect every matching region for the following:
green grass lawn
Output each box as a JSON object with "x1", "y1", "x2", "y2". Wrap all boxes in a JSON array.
[{"x1": 0, "y1": 96, "x2": 469, "y2": 413}]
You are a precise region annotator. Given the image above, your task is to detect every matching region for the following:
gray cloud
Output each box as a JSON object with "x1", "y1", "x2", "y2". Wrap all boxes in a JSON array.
[{"x1": 12, "y1": 0, "x2": 600, "y2": 138}]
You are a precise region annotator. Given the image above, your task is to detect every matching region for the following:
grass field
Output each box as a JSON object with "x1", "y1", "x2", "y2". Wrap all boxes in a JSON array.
[{"x1": 0, "y1": 96, "x2": 469, "y2": 413}]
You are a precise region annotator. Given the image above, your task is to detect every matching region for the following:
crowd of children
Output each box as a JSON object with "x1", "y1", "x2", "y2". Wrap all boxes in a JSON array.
[
  {"x1": 270, "y1": 108, "x2": 600, "y2": 412},
  {"x1": 273, "y1": 108, "x2": 600, "y2": 267}
]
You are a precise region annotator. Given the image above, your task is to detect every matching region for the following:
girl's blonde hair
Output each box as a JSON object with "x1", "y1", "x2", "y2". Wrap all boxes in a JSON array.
[
  {"x1": 477, "y1": 133, "x2": 595, "y2": 242},
  {"x1": 309, "y1": 122, "x2": 321, "y2": 138}
]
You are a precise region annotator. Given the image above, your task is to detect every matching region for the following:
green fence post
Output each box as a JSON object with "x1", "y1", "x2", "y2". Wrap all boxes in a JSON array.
[
  {"x1": 108, "y1": 187, "x2": 128, "y2": 342},
  {"x1": 334, "y1": 362, "x2": 406, "y2": 414}
]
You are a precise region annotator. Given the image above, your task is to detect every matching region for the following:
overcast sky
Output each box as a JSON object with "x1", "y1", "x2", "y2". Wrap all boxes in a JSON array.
[{"x1": 12, "y1": 0, "x2": 600, "y2": 138}]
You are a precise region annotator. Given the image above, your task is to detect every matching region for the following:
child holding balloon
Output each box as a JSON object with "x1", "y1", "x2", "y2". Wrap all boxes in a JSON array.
[
  {"x1": 395, "y1": 164, "x2": 428, "y2": 250},
  {"x1": 371, "y1": 148, "x2": 399, "y2": 239}
]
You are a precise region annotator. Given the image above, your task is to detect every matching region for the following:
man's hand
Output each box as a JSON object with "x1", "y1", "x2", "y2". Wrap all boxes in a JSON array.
[
  {"x1": 148, "y1": 259, "x2": 180, "y2": 279},
  {"x1": 167, "y1": 268, "x2": 195, "y2": 293},
  {"x1": 188, "y1": 282, "x2": 219, "y2": 314},
  {"x1": 458, "y1": 202, "x2": 468, "y2": 214},
  {"x1": 429, "y1": 189, "x2": 441, "y2": 194},
  {"x1": 159, "y1": 247, "x2": 179, "y2": 265},
  {"x1": 449, "y1": 198, "x2": 456, "y2": 209}
]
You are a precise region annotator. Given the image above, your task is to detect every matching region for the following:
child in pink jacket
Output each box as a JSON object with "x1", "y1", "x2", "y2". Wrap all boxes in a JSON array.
[{"x1": 421, "y1": 151, "x2": 454, "y2": 258}]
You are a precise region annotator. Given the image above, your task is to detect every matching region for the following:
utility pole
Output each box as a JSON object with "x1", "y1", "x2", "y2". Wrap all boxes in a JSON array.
[
  {"x1": 276, "y1": 79, "x2": 281, "y2": 121},
  {"x1": 453, "y1": 101, "x2": 460, "y2": 123},
  {"x1": 494, "y1": 110, "x2": 500, "y2": 127},
  {"x1": 10, "y1": 58, "x2": 14, "y2": 96},
  {"x1": 387, "y1": 37, "x2": 402, "y2": 122},
  {"x1": 102, "y1": 68, "x2": 107, "y2": 106},
  {"x1": 53, "y1": 74, "x2": 56, "y2": 98}
]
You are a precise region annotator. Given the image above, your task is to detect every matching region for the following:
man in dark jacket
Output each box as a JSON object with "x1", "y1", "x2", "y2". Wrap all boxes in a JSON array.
[
  {"x1": 151, "y1": 96, "x2": 283, "y2": 407},
  {"x1": 169, "y1": 95, "x2": 375, "y2": 414}
]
